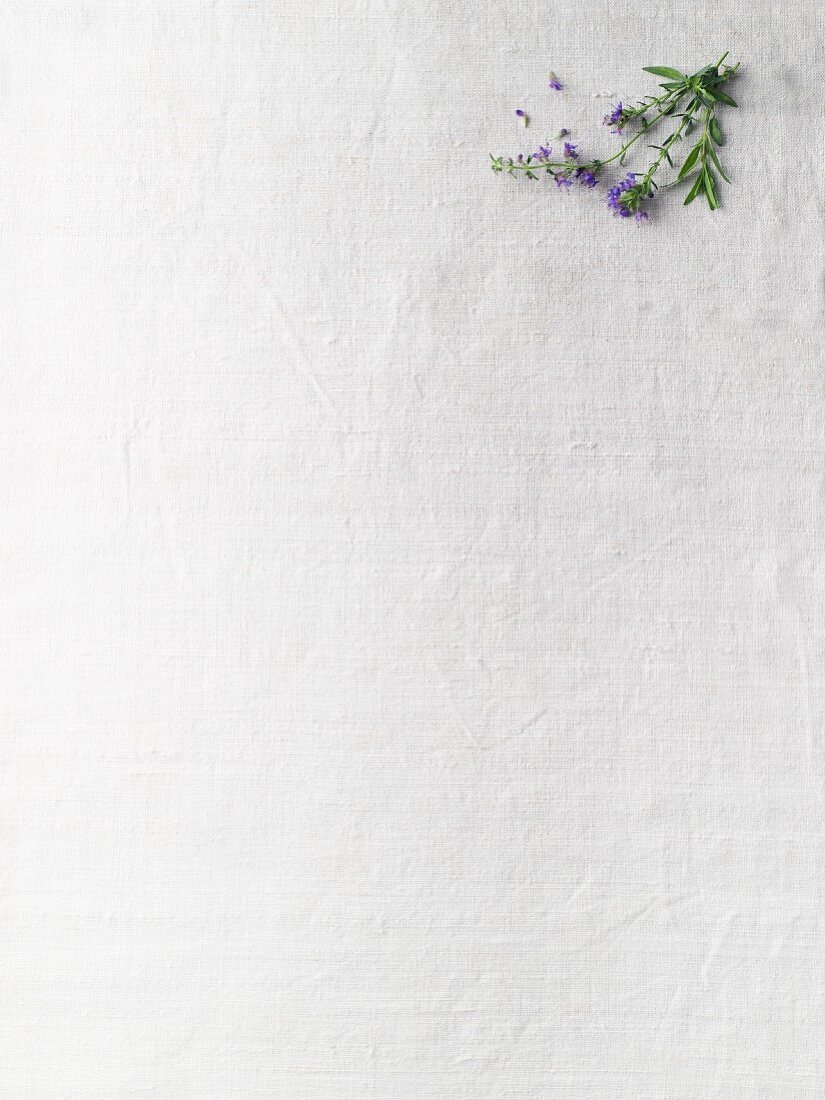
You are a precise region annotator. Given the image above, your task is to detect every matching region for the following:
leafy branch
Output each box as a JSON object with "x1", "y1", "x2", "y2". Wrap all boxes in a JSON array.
[{"x1": 489, "y1": 53, "x2": 740, "y2": 221}]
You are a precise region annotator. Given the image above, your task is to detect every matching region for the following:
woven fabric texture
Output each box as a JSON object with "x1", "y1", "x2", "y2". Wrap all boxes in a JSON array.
[{"x1": 1, "y1": 1, "x2": 824, "y2": 1096}]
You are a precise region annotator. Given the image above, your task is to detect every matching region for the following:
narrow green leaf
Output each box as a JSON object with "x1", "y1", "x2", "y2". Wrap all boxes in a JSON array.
[
  {"x1": 709, "y1": 117, "x2": 724, "y2": 145},
  {"x1": 706, "y1": 88, "x2": 737, "y2": 107},
  {"x1": 684, "y1": 173, "x2": 704, "y2": 205},
  {"x1": 704, "y1": 166, "x2": 719, "y2": 210},
  {"x1": 707, "y1": 143, "x2": 731, "y2": 183},
  {"x1": 677, "y1": 143, "x2": 701, "y2": 180},
  {"x1": 643, "y1": 65, "x2": 687, "y2": 80}
]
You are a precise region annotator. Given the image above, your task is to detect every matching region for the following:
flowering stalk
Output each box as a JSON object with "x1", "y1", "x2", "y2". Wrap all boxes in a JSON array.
[{"x1": 490, "y1": 53, "x2": 740, "y2": 221}]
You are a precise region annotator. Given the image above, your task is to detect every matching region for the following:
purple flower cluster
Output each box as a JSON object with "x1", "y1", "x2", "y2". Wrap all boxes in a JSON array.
[
  {"x1": 606, "y1": 172, "x2": 635, "y2": 215},
  {"x1": 603, "y1": 102, "x2": 624, "y2": 133},
  {"x1": 606, "y1": 173, "x2": 648, "y2": 221},
  {"x1": 518, "y1": 133, "x2": 601, "y2": 191},
  {"x1": 555, "y1": 165, "x2": 599, "y2": 190}
]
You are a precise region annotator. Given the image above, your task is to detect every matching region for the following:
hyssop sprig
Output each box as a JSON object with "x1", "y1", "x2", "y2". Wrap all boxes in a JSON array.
[{"x1": 490, "y1": 53, "x2": 741, "y2": 221}]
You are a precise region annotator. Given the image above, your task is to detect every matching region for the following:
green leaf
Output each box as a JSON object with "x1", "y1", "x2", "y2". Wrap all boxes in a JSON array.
[
  {"x1": 704, "y1": 166, "x2": 719, "y2": 210},
  {"x1": 707, "y1": 143, "x2": 731, "y2": 183},
  {"x1": 677, "y1": 143, "x2": 701, "y2": 180},
  {"x1": 648, "y1": 144, "x2": 674, "y2": 165},
  {"x1": 706, "y1": 88, "x2": 738, "y2": 107},
  {"x1": 643, "y1": 65, "x2": 687, "y2": 80},
  {"x1": 683, "y1": 173, "x2": 704, "y2": 205},
  {"x1": 709, "y1": 117, "x2": 725, "y2": 145}
]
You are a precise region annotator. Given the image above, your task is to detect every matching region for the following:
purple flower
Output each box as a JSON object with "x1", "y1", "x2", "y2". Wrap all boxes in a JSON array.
[
  {"x1": 534, "y1": 145, "x2": 552, "y2": 162},
  {"x1": 606, "y1": 173, "x2": 637, "y2": 214},
  {"x1": 557, "y1": 128, "x2": 569, "y2": 137},
  {"x1": 548, "y1": 72, "x2": 563, "y2": 91},
  {"x1": 606, "y1": 173, "x2": 649, "y2": 221},
  {"x1": 603, "y1": 102, "x2": 624, "y2": 133},
  {"x1": 576, "y1": 169, "x2": 598, "y2": 188},
  {"x1": 555, "y1": 174, "x2": 573, "y2": 188},
  {"x1": 515, "y1": 109, "x2": 526, "y2": 117},
  {"x1": 563, "y1": 141, "x2": 578, "y2": 160}
]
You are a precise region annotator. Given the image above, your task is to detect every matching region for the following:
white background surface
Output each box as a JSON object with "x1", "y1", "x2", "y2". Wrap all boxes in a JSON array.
[{"x1": 2, "y1": 2, "x2": 825, "y2": 1097}]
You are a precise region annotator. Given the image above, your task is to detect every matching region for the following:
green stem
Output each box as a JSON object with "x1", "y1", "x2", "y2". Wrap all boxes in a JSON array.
[
  {"x1": 495, "y1": 56, "x2": 738, "y2": 180},
  {"x1": 597, "y1": 99, "x2": 687, "y2": 165},
  {"x1": 640, "y1": 97, "x2": 700, "y2": 191},
  {"x1": 698, "y1": 106, "x2": 712, "y2": 175},
  {"x1": 621, "y1": 86, "x2": 681, "y2": 122},
  {"x1": 503, "y1": 95, "x2": 687, "y2": 174}
]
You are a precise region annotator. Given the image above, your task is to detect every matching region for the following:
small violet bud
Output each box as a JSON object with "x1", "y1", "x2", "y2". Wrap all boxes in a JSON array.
[{"x1": 603, "y1": 102, "x2": 624, "y2": 133}]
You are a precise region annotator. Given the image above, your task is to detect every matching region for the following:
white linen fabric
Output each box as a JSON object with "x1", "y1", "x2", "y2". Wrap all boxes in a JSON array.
[{"x1": 1, "y1": 1, "x2": 824, "y2": 1097}]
